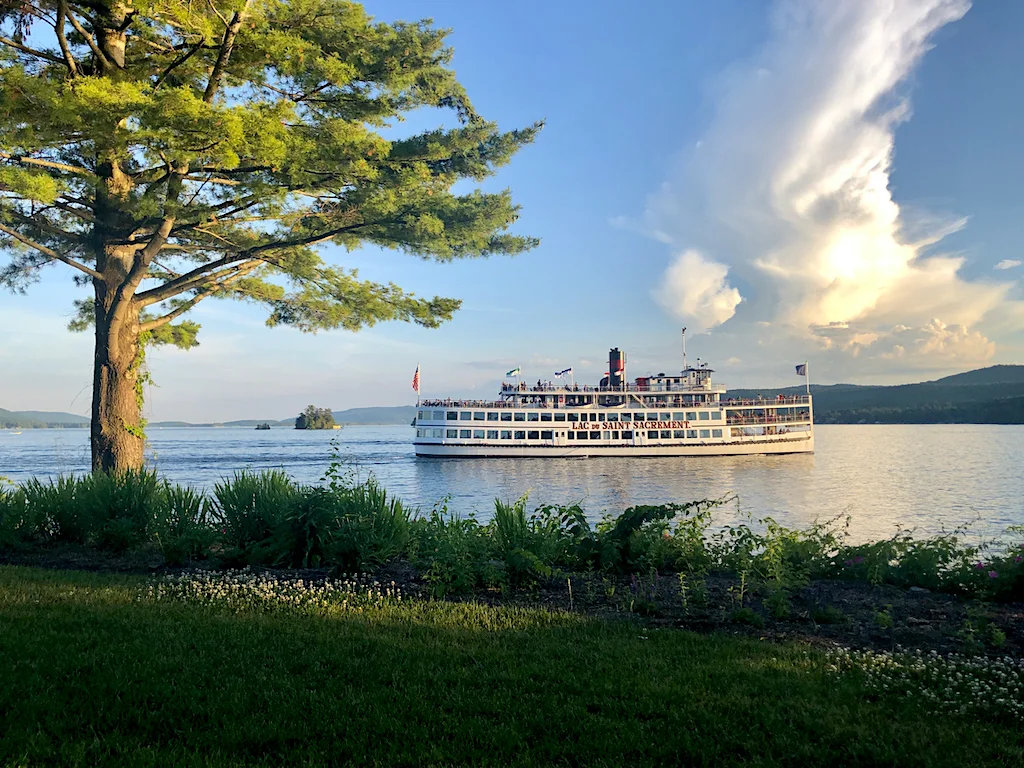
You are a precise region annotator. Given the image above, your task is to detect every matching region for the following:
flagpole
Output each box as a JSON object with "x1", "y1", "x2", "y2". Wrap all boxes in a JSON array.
[{"x1": 805, "y1": 361, "x2": 810, "y2": 396}]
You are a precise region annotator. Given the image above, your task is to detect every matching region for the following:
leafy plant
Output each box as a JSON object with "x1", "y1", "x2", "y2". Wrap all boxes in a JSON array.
[
  {"x1": 729, "y1": 607, "x2": 765, "y2": 628},
  {"x1": 811, "y1": 606, "x2": 847, "y2": 625},
  {"x1": 21, "y1": 475, "x2": 90, "y2": 543},
  {"x1": 84, "y1": 469, "x2": 163, "y2": 552},
  {"x1": 156, "y1": 483, "x2": 217, "y2": 565},
  {"x1": 0, "y1": 485, "x2": 34, "y2": 548},
  {"x1": 211, "y1": 470, "x2": 298, "y2": 564}
]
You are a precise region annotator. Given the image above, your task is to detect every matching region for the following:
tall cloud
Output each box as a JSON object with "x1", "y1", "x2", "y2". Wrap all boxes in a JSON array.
[
  {"x1": 654, "y1": 250, "x2": 741, "y2": 332},
  {"x1": 638, "y1": 0, "x2": 1022, "y2": 373}
]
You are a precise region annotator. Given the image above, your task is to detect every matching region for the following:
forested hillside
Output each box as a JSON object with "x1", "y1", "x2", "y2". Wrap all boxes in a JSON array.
[{"x1": 727, "y1": 365, "x2": 1024, "y2": 424}]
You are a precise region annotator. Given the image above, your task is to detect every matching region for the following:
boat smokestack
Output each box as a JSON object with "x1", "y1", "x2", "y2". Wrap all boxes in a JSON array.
[{"x1": 609, "y1": 348, "x2": 626, "y2": 389}]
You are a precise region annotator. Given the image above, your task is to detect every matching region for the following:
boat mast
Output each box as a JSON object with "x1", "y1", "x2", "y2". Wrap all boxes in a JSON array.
[{"x1": 681, "y1": 327, "x2": 687, "y2": 371}]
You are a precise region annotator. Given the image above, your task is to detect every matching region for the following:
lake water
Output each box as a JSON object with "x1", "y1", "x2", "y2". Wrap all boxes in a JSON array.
[{"x1": 1, "y1": 424, "x2": 1022, "y2": 542}]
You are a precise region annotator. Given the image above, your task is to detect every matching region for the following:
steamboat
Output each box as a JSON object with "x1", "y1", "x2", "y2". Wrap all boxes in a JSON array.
[{"x1": 413, "y1": 346, "x2": 813, "y2": 458}]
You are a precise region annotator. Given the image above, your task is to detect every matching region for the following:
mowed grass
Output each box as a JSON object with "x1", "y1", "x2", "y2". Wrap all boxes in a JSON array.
[{"x1": 0, "y1": 567, "x2": 1021, "y2": 767}]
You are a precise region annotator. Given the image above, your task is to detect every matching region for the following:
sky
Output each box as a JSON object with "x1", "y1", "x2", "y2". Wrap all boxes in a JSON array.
[{"x1": 2, "y1": 0, "x2": 1023, "y2": 422}]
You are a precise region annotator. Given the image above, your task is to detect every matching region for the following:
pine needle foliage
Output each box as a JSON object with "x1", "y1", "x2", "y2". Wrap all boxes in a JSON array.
[{"x1": 0, "y1": 0, "x2": 539, "y2": 470}]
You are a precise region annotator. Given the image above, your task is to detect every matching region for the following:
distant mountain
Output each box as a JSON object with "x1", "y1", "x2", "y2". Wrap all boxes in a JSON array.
[
  {"x1": 929, "y1": 365, "x2": 1024, "y2": 387},
  {"x1": 329, "y1": 406, "x2": 417, "y2": 425},
  {"x1": 726, "y1": 365, "x2": 1024, "y2": 424},
  {"x1": 148, "y1": 407, "x2": 417, "y2": 428},
  {"x1": 0, "y1": 408, "x2": 89, "y2": 428}
]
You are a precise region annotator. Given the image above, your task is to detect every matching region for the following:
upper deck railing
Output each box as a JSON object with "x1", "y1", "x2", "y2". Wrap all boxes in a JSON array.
[
  {"x1": 499, "y1": 383, "x2": 727, "y2": 394},
  {"x1": 418, "y1": 394, "x2": 812, "y2": 410}
]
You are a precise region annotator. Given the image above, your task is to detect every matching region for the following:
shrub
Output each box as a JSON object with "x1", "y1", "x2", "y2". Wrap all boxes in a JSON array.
[
  {"x1": 812, "y1": 606, "x2": 847, "y2": 625},
  {"x1": 83, "y1": 469, "x2": 163, "y2": 552},
  {"x1": 0, "y1": 485, "x2": 34, "y2": 547},
  {"x1": 264, "y1": 478, "x2": 413, "y2": 570},
  {"x1": 21, "y1": 475, "x2": 90, "y2": 543},
  {"x1": 156, "y1": 483, "x2": 217, "y2": 565},
  {"x1": 340, "y1": 477, "x2": 412, "y2": 567},
  {"x1": 211, "y1": 470, "x2": 298, "y2": 564},
  {"x1": 490, "y1": 495, "x2": 551, "y2": 585},
  {"x1": 411, "y1": 500, "x2": 498, "y2": 597}
]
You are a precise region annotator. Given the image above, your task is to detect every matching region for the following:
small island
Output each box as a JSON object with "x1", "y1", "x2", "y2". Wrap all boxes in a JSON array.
[{"x1": 295, "y1": 405, "x2": 337, "y2": 430}]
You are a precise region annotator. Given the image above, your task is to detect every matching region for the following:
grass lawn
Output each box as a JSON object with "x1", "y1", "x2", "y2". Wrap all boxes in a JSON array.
[{"x1": 1, "y1": 566, "x2": 1021, "y2": 767}]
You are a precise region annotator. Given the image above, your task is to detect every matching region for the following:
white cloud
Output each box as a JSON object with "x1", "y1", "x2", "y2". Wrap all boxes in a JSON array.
[
  {"x1": 635, "y1": 0, "x2": 1024, "y2": 375},
  {"x1": 994, "y1": 259, "x2": 1022, "y2": 270},
  {"x1": 653, "y1": 249, "x2": 742, "y2": 332}
]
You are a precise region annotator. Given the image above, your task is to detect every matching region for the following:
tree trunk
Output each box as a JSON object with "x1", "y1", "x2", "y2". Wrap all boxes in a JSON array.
[{"x1": 90, "y1": 249, "x2": 144, "y2": 473}]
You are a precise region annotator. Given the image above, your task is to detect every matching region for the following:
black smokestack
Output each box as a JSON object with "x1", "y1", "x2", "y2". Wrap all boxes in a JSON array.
[{"x1": 609, "y1": 348, "x2": 626, "y2": 389}]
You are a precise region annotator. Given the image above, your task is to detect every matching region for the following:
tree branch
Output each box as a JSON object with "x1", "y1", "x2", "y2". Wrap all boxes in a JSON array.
[
  {"x1": 0, "y1": 222, "x2": 102, "y2": 280},
  {"x1": 0, "y1": 151, "x2": 94, "y2": 178},
  {"x1": 138, "y1": 262, "x2": 259, "y2": 331},
  {"x1": 139, "y1": 293, "x2": 208, "y2": 331},
  {"x1": 203, "y1": 0, "x2": 250, "y2": 103},
  {"x1": 4, "y1": 208, "x2": 84, "y2": 244},
  {"x1": 245, "y1": 220, "x2": 372, "y2": 257},
  {"x1": 135, "y1": 214, "x2": 384, "y2": 307},
  {"x1": 134, "y1": 255, "x2": 241, "y2": 306},
  {"x1": 0, "y1": 36, "x2": 64, "y2": 65},
  {"x1": 153, "y1": 43, "x2": 202, "y2": 90},
  {"x1": 54, "y1": 0, "x2": 80, "y2": 76},
  {"x1": 64, "y1": 7, "x2": 113, "y2": 70}
]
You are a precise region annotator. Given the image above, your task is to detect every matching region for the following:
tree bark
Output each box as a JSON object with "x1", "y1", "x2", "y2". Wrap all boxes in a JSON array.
[{"x1": 90, "y1": 251, "x2": 145, "y2": 473}]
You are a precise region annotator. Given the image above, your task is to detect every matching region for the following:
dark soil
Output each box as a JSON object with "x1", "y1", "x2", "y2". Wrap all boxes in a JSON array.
[{"x1": 3, "y1": 544, "x2": 1021, "y2": 657}]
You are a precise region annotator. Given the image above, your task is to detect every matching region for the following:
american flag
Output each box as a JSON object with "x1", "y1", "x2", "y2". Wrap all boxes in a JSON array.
[{"x1": 412, "y1": 364, "x2": 420, "y2": 393}]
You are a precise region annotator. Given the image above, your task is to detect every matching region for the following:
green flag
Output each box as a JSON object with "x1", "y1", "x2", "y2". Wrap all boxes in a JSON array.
[{"x1": 506, "y1": 367, "x2": 521, "y2": 377}]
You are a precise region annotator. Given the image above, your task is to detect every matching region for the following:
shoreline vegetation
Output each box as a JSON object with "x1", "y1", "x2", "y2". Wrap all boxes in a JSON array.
[
  {"x1": 1, "y1": 466, "x2": 1021, "y2": 649},
  {"x1": 2, "y1": 465, "x2": 1023, "y2": 764}
]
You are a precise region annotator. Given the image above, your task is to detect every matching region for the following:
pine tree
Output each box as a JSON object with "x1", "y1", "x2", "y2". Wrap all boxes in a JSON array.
[{"x1": 1, "y1": 0, "x2": 539, "y2": 471}]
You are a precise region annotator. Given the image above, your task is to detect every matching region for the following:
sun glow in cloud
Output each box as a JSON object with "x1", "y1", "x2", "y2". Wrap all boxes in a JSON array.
[{"x1": 643, "y1": 0, "x2": 1022, "y2": 374}]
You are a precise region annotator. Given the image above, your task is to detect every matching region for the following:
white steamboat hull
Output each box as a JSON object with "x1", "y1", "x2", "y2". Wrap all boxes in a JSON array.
[{"x1": 414, "y1": 435, "x2": 813, "y2": 458}]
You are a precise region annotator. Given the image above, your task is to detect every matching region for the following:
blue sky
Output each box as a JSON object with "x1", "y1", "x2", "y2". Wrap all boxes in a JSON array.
[{"x1": 2, "y1": 0, "x2": 1022, "y2": 422}]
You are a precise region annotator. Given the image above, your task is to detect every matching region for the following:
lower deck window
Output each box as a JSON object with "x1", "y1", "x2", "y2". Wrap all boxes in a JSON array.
[
  {"x1": 673, "y1": 430, "x2": 685, "y2": 438},
  {"x1": 528, "y1": 430, "x2": 540, "y2": 440},
  {"x1": 622, "y1": 430, "x2": 633, "y2": 439},
  {"x1": 459, "y1": 429, "x2": 471, "y2": 438},
  {"x1": 660, "y1": 430, "x2": 671, "y2": 439},
  {"x1": 487, "y1": 430, "x2": 498, "y2": 439},
  {"x1": 540, "y1": 430, "x2": 553, "y2": 440},
  {"x1": 473, "y1": 429, "x2": 485, "y2": 439},
  {"x1": 500, "y1": 430, "x2": 512, "y2": 439},
  {"x1": 590, "y1": 431, "x2": 602, "y2": 440},
  {"x1": 700, "y1": 429, "x2": 711, "y2": 438},
  {"x1": 712, "y1": 429, "x2": 723, "y2": 438},
  {"x1": 648, "y1": 430, "x2": 658, "y2": 439},
  {"x1": 687, "y1": 430, "x2": 698, "y2": 439},
  {"x1": 447, "y1": 429, "x2": 457, "y2": 438},
  {"x1": 514, "y1": 430, "x2": 526, "y2": 440}
]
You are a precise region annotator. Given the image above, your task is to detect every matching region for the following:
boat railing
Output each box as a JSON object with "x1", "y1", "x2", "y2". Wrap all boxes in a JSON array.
[
  {"x1": 419, "y1": 395, "x2": 811, "y2": 411},
  {"x1": 726, "y1": 413, "x2": 812, "y2": 425},
  {"x1": 722, "y1": 396, "x2": 811, "y2": 407},
  {"x1": 498, "y1": 383, "x2": 727, "y2": 394}
]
